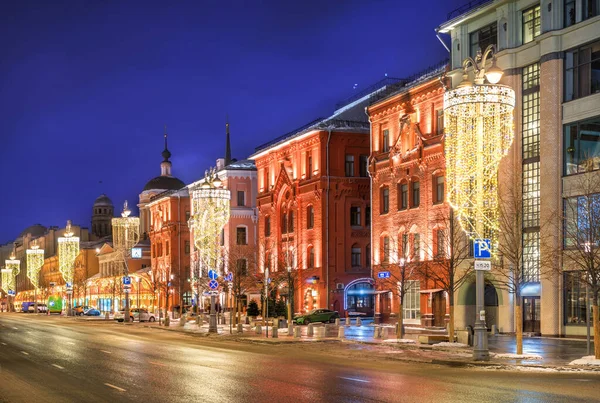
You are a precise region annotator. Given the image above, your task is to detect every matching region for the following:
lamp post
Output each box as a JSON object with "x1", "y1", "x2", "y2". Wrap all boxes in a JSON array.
[
  {"x1": 287, "y1": 265, "x2": 293, "y2": 334},
  {"x1": 137, "y1": 277, "x2": 141, "y2": 310},
  {"x1": 444, "y1": 45, "x2": 514, "y2": 361},
  {"x1": 26, "y1": 241, "x2": 44, "y2": 314},
  {"x1": 188, "y1": 168, "x2": 230, "y2": 333}
]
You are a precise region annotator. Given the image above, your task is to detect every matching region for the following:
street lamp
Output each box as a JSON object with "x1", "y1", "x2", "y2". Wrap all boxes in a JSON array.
[
  {"x1": 287, "y1": 264, "x2": 293, "y2": 334},
  {"x1": 444, "y1": 45, "x2": 515, "y2": 361},
  {"x1": 58, "y1": 221, "x2": 79, "y2": 316},
  {"x1": 188, "y1": 168, "x2": 230, "y2": 333},
  {"x1": 26, "y1": 240, "x2": 44, "y2": 314},
  {"x1": 136, "y1": 277, "x2": 141, "y2": 310},
  {"x1": 112, "y1": 201, "x2": 140, "y2": 323}
]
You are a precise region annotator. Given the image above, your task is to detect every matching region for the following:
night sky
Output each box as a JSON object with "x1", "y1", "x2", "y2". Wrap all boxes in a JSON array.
[{"x1": 0, "y1": 0, "x2": 465, "y2": 243}]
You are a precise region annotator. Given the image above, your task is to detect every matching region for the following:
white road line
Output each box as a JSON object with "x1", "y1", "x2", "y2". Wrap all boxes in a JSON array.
[
  {"x1": 104, "y1": 383, "x2": 126, "y2": 392},
  {"x1": 1, "y1": 342, "x2": 7, "y2": 346},
  {"x1": 12, "y1": 327, "x2": 18, "y2": 330},
  {"x1": 52, "y1": 364, "x2": 64, "y2": 370},
  {"x1": 66, "y1": 342, "x2": 75, "y2": 345},
  {"x1": 100, "y1": 350, "x2": 112, "y2": 354},
  {"x1": 149, "y1": 361, "x2": 166, "y2": 367},
  {"x1": 338, "y1": 376, "x2": 370, "y2": 383},
  {"x1": 21, "y1": 351, "x2": 29, "y2": 355}
]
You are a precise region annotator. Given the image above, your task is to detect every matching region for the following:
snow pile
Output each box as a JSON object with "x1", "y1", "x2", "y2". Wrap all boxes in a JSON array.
[
  {"x1": 569, "y1": 356, "x2": 600, "y2": 366},
  {"x1": 382, "y1": 339, "x2": 416, "y2": 344},
  {"x1": 494, "y1": 353, "x2": 543, "y2": 360},
  {"x1": 433, "y1": 342, "x2": 469, "y2": 348}
]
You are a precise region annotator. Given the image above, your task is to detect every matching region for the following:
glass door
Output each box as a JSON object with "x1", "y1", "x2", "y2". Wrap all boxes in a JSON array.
[{"x1": 523, "y1": 296, "x2": 541, "y2": 333}]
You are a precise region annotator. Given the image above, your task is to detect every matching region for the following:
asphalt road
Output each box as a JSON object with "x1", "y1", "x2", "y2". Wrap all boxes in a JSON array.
[{"x1": 1, "y1": 314, "x2": 599, "y2": 403}]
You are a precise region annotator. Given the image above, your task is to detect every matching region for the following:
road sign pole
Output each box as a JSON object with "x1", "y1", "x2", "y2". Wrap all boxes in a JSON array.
[
  {"x1": 209, "y1": 293, "x2": 218, "y2": 333},
  {"x1": 473, "y1": 259, "x2": 490, "y2": 361}
]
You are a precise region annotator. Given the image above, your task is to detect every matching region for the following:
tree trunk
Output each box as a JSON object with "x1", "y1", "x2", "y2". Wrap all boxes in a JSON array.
[
  {"x1": 397, "y1": 301, "x2": 404, "y2": 339},
  {"x1": 448, "y1": 304, "x2": 455, "y2": 343},
  {"x1": 594, "y1": 303, "x2": 600, "y2": 359},
  {"x1": 515, "y1": 303, "x2": 523, "y2": 355}
]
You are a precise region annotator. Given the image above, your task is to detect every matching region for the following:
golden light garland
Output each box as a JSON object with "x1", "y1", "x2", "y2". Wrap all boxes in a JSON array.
[
  {"x1": 3, "y1": 250, "x2": 20, "y2": 293},
  {"x1": 26, "y1": 244, "x2": 44, "y2": 290},
  {"x1": 58, "y1": 220, "x2": 80, "y2": 284},
  {"x1": 112, "y1": 201, "x2": 140, "y2": 257},
  {"x1": 1, "y1": 268, "x2": 13, "y2": 293},
  {"x1": 444, "y1": 83, "x2": 515, "y2": 245}
]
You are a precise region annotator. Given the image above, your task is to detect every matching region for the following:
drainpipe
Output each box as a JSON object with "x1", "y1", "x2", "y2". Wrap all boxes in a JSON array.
[
  {"x1": 326, "y1": 129, "x2": 332, "y2": 310},
  {"x1": 177, "y1": 193, "x2": 182, "y2": 317}
]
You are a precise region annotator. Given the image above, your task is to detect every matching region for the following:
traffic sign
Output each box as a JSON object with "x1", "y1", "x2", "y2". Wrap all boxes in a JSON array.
[
  {"x1": 123, "y1": 276, "x2": 131, "y2": 285},
  {"x1": 268, "y1": 277, "x2": 272, "y2": 284},
  {"x1": 66, "y1": 282, "x2": 73, "y2": 289},
  {"x1": 208, "y1": 279, "x2": 218, "y2": 289},
  {"x1": 7, "y1": 290, "x2": 15, "y2": 296},
  {"x1": 378, "y1": 271, "x2": 391, "y2": 279},
  {"x1": 66, "y1": 290, "x2": 73, "y2": 295},
  {"x1": 208, "y1": 270, "x2": 219, "y2": 280},
  {"x1": 474, "y1": 260, "x2": 491, "y2": 271},
  {"x1": 474, "y1": 239, "x2": 492, "y2": 259},
  {"x1": 225, "y1": 272, "x2": 233, "y2": 282}
]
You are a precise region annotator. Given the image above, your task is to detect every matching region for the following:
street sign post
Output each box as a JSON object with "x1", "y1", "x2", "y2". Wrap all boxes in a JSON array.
[
  {"x1": 377, "y1": 271, "x2": 391, "y2": 279},
  {"x1": 474, "y1": 261, "x2": 491, "y2": 271},
  {"x1": 208, "y1": 270, "x2": 219, "y2": 280},
  {"x1": 472, "y1": 239, "x2": 490, "y2": 361}
]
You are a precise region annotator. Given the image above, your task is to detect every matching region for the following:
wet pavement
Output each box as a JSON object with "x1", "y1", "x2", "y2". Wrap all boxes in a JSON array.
[
  {"x1": 487, "y1": 334, "x2": 592, "y2": 365},
  {"x1": 2, "y1": 313, "x2": 600, "y2": 402}
]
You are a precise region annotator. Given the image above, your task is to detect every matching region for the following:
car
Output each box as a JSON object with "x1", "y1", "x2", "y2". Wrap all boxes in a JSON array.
[
  {"x1": 27, "y1": 303, "x2": 48, "y2": 313},
  {"x1": 294, "y1": 309, "x2": 340, "y2": 325},
  {"x1": 22, "y1": 302, "x2": 36, "y2": 312},
  {"x1": 73, "y1": 306, "x2": 94, "y2": 316},
  {"x1": 114, "y1": 308, "x2": 156, "y2": 322},
  {"x1": 84, "y1": 308, "x2": 101, "y2": 316}
]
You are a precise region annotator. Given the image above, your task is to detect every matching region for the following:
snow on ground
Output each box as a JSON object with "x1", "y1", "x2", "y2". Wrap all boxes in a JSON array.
[
  {"x1": 494, "y1": 353, "x2": 543, "y2": 360},
  {"x1": 382, "y1": 339, "x2": 416, "y2": 344},
  {"x1": 569, "y1": 356, "x2": 600, "y2": 366},
  {"x1": 432, "y1": 342, "x2": 469, "y2": 348}
]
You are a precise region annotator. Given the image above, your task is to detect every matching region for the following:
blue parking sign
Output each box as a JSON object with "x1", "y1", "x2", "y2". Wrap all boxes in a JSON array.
[{"x1": 474, "y1": 239, "x2": 492, "y2": 259}]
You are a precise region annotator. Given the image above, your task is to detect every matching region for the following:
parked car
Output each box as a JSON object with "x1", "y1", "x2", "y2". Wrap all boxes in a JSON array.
[
  {"x1": 114, "y1": 308, "x2": 156, "y2": 322},
  {"x1": 294, "y1": 309, "x2": 340, "y2": 325},
  {"x1": 73, "y1": 306, "x2": 94, "y2": 316},
  {"x1": 84, "y1": 308, "x2": 101, "y2": 316},
  {"x1": 27, "y1": 303, "x2": 48, "y2": 313},
  {"x1": 21, "y1": 302, "x2": 36, "y2": 312}
]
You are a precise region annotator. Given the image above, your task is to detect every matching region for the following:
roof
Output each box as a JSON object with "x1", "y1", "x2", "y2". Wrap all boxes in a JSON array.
[
  {"x1": 93, "y1": 194, "x2": 113, "y2": 207},
  {"x1": 148, "y1": 186, "x2": 189, "y2": 203},
  {"x1": 225, "y1": 159, "x2": 256, "y2": 171},
  {"x1": 143, "y1": 175, "x2": 185, "y2": 192},
  {"x1": 437, "y1": 0, "x2": 496, "y2": 33},
  {"x1": 19, "y1": 224, "x2": 47, "y2": 238}
]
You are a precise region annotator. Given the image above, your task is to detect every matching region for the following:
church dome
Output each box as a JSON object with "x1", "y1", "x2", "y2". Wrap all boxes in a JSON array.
[
  {"x1": 20, "y1": 224, "x2": 47, "y2": 238},
  {"x1": 94, "y1": 194, "x2": 113, "y2": 207},
  {"x1": 143, "y1": 176, "x2": 185, "y2": 192}
]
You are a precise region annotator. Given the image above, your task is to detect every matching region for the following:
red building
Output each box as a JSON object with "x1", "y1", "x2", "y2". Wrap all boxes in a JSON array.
[
  {"x1": 367, "y1": 67, "x2": 450, "y2": 326},
  {"x1": 251, "y1": 93, "x2": 377, "y2": 317}
]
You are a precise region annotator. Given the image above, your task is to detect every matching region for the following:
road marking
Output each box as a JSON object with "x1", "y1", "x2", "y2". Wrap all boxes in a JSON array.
[
  {"x1": 104, "y1": 383, "x2": 126, "y2": 392},
  {"x1": 338, "y1": 376, "x2": 370, "y2": 383},
  {"x1": 149, "y1": 361, "x2": 166, "y2": 367},
  {"x1": 21, "y1": 351, "x2": 29, "y2": 355},
  {"x1": 66, "y1": 342, "x2": 75, "y2": 345},
  {"x1": 52, "y1": 364, "x2": 64, "y2": 370},
  {"x1": 12, "y1": 327, "x2": 18, "y2": 330},
  {"x1": 1, "y1": 342, "x2": 7, "y2": 346},
  {"x1": 100, "y1": 350, "x2": 112, "y2": 354}
]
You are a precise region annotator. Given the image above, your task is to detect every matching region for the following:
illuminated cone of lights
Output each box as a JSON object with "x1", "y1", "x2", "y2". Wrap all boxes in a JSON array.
[
  {"x1": 26, "y1": 242, "x2": 44, "y2": 290},
  {"x1": 58, "y1": 220, "x2": 80, "y2": 285},
  {"x1": 112, "y1": 201, "x2": 140, "y2": 268},
  {"x1": 444, "y1": 48, "x2": 515, "y2": 246},
  {"x1": 189, "y1": 168, "x2": 230, "y2": 276},
  {"x1": 3, "y1": 249, "x2": 20, "y2": 294}
]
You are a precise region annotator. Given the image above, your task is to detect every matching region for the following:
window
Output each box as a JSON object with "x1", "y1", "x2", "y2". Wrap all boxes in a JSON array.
[
  {"x1": 565, "y1": 40, "x2": 600, "y2": 102},
  {"x1": 307, "y1": 206, "x2": 314, "y2": 229},
  {"x1": 523, "y1": 162, "x2": 541, "y2": 227},
  {"x1": 564, "y1": 116, "x2": 600, "y2": 175},
  {"x1": 522, "y1": 231, "x2": 540, "y2": 282},
  {"x1": 436, "y1": 109, "x2": 444, "y2": 135},
  {"x1": 281, "y1": 213, "x2": 288, "y2": 234},
  {"x1": 265, "y1": 216, "x2": 271, "y2": 237},
  {"x1": 345, "y1": 154, "x2": 355, "y2": 177},
  {"x1": 522, "y1": 5, "x2": 541, "y2": 44},
  {"x1": 382, "y1": 129, "x2": 390, "y2": 152},
  {"x1": 403, "y1": 280, "x2": 421, "y2": 320},
  {"x1": 307, "y1": 153, "x2": 313, "y2": 179},
  {"x1": 184, "y1": 241, "x2": 190, "y2": 255},
  {"x1": 436, "y1": 230, "x2": 445, "y2": 257},
  {"x1": 434, "y1": 176, "x2": 445, "y2": 204},
  {"x1": 351, "y1": 244, "x2": 361, "y2": 267},
  {"x1": 288, "y1": 210, "x2": 294, "y2": 232},
  {"x1": 399, "y1": 183, "x2": 408, "y2": 210},
  {"x1": 470, "y1": 23, "x2": 497, "y2": 58},
  {"x1": 366, "y1": 244, "x2": 371, "y2": 267},
  {"x1": 402, "y1": 233, "x2": 409, "y2": 258},
  {"x1": 166, "y1": 241, "x2": 169, "y2": 255},
  {"x1": 382, "y1": 236, "x2": 390, "y2": 263},
  {"x1": 412, "y1": 181, "x2": 420, "y2": 208},
  {"x1": 564, "y1": 271, "x2": 596, "y2": 325},
  {"x1": 413, "y1": 234, "x2": 420, "y2": 261},
  {"x1": 359, "y1": 155, "x2": 369, "y2": 177},
  {"x1": 263, "y1": 168, "x2": 269, "y2": 189},
  {"x1": 185, "y1": 211, "x2": 190, "y2": 221},
  {"x1": 583, "y1": 0, "x2": 600, "y2": 21},
  {"x1": 567, "y1": 0, "x2": 600, "y2": 27},
  {"x1": 237, "y1": 191, "x2": 245, "y2": 207},
  {"x1": 563, "y1": 193, "x2": 600, "y2": 248},
  {"x1": 236, "y1": 227, "x2": 247, "y2": 245},
  {"x1": 381, "y1": 187, "x2": 389, "y2": 214},
  {"x1": 350, "y1": 206, "x2": 361, "y2": 226},
  {"x1": 365, "y1": 206, "x2": 371, "y2": 227},
  {"x1": 236, "y1": 259, "x2": 248, "y2": 276},
  {"x1": 523, "y1": 63, "x2": 540, "y2": 161},
  {"x1": 307, "y1": 247, "x2": 315, "y2": 268}
]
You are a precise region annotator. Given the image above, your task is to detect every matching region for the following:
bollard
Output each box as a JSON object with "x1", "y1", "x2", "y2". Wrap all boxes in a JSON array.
[
  {"x1": 288, "y1": 324, "x2": 294, "y2": 335},
  {"x1": 307, "y1": 323, "x2": 314, "y2": 337},
  {"x1": 272, "y1": 326, "x2": 278, "y2": 338},
  {"x1": 314, "y1": 326, "x2": 326, "y2": 338},
  {"x1": 256, "y1": 324, "x2": 262, "y2": 335},
  {"x1": 356, "y1": 317, "x2": 362, "y2": 327},
  {"x1": 164, "y1": 315, "x2": 170, "y2": 327},
  {"x1": 345, "y1": 312, "x2": 350, "y2": 326},
  {"x1": 374, "y1": 326, "x2": 381, "y2": 339},
  {"x1": 491, "y1": 324, "x2": 497, "y2": 335},
  {"x1": 338, "y1": 326, "x2": 345, "y2": 339},
  {"x1": 237, "y1": 323, "x2": 243, "y2": 333},
  {"x1": 179, "y1": 314, "x2": 186, "y2": 327},
  {"x1": 105, "y1": 312, "x2": 110, "y2": 321},
  {"x1": 293, "y1": 326, "x2": 301, "y2": 338},
  {"x1": 381, "y1": 327, "x2": 388, "y2": 340},
  {"x1": 335, "y1": 318, "x2": 340, "y2": 326}
]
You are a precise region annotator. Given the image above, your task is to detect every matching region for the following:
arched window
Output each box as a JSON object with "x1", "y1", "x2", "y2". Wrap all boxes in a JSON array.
[
  {"x1": 288, "y1": 210, "x2": 294, "y2": 232},
  {"x1": 382, "y1": 236, "x2": 390, "y2": 263},
  {"x1": 265, "y1": 216, "x2": 271, "y2": 237},
  {"x1": 307, "y1": 246, "x2": 315, "y2": 269},
  {"x1": 281, "y1": 213, "x2": 288, "y2": 234},
  {"x1": 381, "y1": 187, "x2": 389, "y2": 214},
  {"x1": 307, "y1": 206, "x2": 314, "y2": 229},
  {"x1": 351, "y1": 244, "x2": 361, "y2": 267},
  {"x1": 236, "y1": 226, "x2": 247, "y2": 245}
]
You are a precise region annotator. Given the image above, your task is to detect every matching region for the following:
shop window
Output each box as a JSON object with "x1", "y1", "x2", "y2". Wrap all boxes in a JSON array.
[{"x1": 403, "y1": 281, "x2": 421, "y2": 320}]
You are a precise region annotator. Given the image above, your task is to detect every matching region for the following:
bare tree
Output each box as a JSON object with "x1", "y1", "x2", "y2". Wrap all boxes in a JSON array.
[
  {"x1": 223, "y1": 243, "x2": 260, "y2": 326},
  {"x1": 561, "y1": 163, "x2": 600, "y2": 358}
]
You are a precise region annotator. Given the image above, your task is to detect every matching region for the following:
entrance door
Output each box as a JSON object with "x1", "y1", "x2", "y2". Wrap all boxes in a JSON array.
[{"x1": 523, "y1": 297, "x2": 541, "y2": 333}]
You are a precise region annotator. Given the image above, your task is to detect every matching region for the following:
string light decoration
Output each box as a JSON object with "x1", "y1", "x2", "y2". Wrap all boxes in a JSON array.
[
  {"x1": 1, "y1": 268, "x2": 13, "y2": 293},
  {"x1": 112, "y1": 201, "x2": 140, "y2": 258},
  {"x1": 58, "y1": 220, "x2": 80, "y2": 285},
  {"x1": 444, "y1": 45, "x2": 515, "y2": 246},
  {"x1": 3, "y1": 249, "x2": 20, "y2": 294},
  {"x1": 26, "y1": 241, "x2": 44, "y2": 290}
]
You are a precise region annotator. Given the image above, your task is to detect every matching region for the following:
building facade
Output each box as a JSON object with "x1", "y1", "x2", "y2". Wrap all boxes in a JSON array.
[
  {"x1": 91, "y1": 194, "x2": 114, "y2": 239},
  {"x1": 437, "y1": 0, "x2": 600, "y2": 336}
]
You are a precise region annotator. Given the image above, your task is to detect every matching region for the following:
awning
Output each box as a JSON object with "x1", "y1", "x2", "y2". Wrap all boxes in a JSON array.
[{"x1": 419, "y1": 288, "x2": 444, "y2": 294}]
